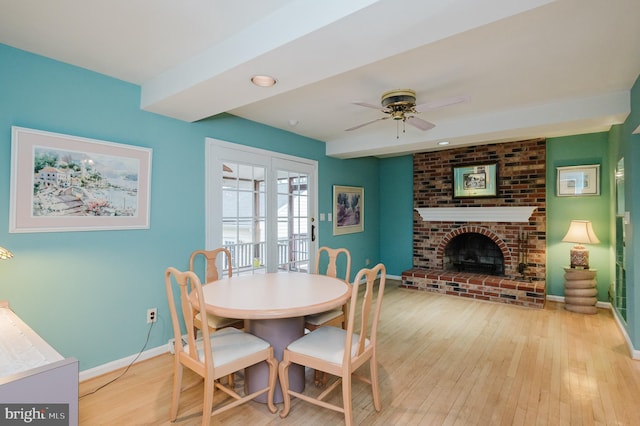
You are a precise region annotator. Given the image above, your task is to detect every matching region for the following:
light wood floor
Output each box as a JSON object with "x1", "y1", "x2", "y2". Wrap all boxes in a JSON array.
[{"x1": 79, "y1": 280, "x2": 640, "y2": 425}]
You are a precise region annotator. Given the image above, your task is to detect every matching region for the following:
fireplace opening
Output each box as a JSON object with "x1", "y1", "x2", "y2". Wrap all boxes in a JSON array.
[{"x1": 443, "y1": 232, "x2": 505, "y2": 275}]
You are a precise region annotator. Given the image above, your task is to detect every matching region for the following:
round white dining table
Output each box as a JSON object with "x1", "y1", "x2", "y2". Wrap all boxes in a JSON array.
[{"x1": 197, "y1": 271, "x2": 351, "y2": 403}]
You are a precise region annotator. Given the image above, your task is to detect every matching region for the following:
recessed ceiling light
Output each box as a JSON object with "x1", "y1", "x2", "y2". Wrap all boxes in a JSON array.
[
  {"x1": 251, "y1": 75, "x2": 277, "y2": 87},
  {"x1": 437, "y1": 141, "x2": 450, "y2": 146}
]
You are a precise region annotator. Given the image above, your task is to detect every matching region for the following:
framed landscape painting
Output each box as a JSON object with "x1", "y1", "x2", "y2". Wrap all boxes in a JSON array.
[
  {"x1": 10, "y1": 126, "x2": 152, "y2": 233},
  {"x1": 333, "y1": 185, "x2": 364, "y2": 235}
]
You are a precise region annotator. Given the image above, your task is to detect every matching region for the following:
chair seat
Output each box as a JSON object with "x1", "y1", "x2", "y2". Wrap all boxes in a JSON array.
[
  {"x1": 195, "y1": 312, "x2": 242, "y2": 329},
  {"x1": 184, "y1": 327, "x2": 270, "y2": 367},
  {"x1": 304, "y1": 309, "x2": 343, "y2": 326},
  {"x1": 287, "y1": 326, "x2": 369, "y2": 364}
]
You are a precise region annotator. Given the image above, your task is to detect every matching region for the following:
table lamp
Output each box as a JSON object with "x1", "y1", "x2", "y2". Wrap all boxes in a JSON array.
[
  {"x1": 561, "y1": 220, "x2": 599, "y2": 269},
  {"x1": 0, "y1": 246, "x2": 13, "y2": 260}
]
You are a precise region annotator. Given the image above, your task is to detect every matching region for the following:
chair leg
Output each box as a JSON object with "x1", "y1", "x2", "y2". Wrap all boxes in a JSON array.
[
  {"x1": 278, "y1": 356, "x2": 292, "y2": 418},
  {"x1": 169, "y1": 361, "x2": 183, "y2": 421},
  {"x1": 314, "y1": 369, "x2": 324, "y2": 387},
  {"x1": 342, "y1": 373, "x2": 353, "y2": 426},
  {"x1": 202, "y1": 374, "x2": 215, "y2": 426},
  {"x1": 266, "y1": 351, "x2": 278, "y2": 414},
  {"x1": 370, "y1": 353, "x2": 381, "y2": 411}
]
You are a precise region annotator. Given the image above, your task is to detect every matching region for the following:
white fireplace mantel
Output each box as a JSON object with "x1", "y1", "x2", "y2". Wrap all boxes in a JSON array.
[{"x1": 415, "y1": 206, "x2": 537, "y2": 223}]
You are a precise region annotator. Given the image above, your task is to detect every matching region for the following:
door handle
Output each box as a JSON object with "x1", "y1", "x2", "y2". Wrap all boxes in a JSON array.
[{"x1": 311, "y1": 224, "x2": 316, "y2": 242}]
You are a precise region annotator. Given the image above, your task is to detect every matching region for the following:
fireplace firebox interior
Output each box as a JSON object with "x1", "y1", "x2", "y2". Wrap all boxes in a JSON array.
[{"x1": 443, "y1": 232, "x2": 505, "y2": 275}]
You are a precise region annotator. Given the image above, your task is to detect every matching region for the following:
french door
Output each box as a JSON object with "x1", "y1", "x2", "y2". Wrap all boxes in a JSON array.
[{"x1": 205, "y1": 139, "x2": 317, "y2": 275}]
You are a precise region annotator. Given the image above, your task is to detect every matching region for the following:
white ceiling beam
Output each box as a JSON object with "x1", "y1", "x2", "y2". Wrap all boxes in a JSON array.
[{"x1": 140, "y1": 0, "x2": 555, "y2": 122}]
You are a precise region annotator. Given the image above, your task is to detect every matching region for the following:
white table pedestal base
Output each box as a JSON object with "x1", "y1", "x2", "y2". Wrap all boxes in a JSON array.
[{"x1": 246, "y1": 317, "x2": 305, "y2": 403}]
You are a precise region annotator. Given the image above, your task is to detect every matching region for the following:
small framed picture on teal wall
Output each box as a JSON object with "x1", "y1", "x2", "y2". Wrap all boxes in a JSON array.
[
  {"x1": 556, "y1": 164, "x2": 600, "y2": 197},
  {"x1": 333, "y1": 185, "x2": 364, "y2": 235}
]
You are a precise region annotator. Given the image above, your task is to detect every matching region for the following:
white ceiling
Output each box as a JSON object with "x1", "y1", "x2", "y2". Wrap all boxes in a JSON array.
[{"x1": 1, "y1": 0, "x2": 638, "y2": 158}]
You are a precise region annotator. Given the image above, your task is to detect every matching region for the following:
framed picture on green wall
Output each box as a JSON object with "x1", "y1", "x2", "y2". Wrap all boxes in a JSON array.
[{"x1": 556, "y1": 164, "x2": 600, "y2": 197}]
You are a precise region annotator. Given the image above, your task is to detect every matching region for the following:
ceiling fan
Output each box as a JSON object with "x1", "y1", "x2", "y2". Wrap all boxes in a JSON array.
[{"x1": 346, "y1": 89, "x2": 469, "y2": 134}]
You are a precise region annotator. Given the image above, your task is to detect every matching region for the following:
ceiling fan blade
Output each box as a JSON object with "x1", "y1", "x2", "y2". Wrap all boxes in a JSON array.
[
  {"x1": 406, "y1": 116, "x2": 436, "y2": 131},
  {"x1": 352, "y1": 101, "x2": 385, "y2": 110},
  {"x1": 415, "y1": 95, "x2": 470, "y2": 113},
  {"x1": 345, "y1": 116, "x2": 390, "y2": 131}
]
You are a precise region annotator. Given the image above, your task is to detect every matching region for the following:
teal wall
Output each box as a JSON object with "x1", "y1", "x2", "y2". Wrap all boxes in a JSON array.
[
  {"x1": 0, "y1": 44, "x2": 381, "y2": 370},
  {"x1": 379, "y1": 155, "x2": 414, "y2": 275},
  {"x1": 314, "y1": 155, "x2": 380, "y2": 278},
  {"x1": 545, "y1": 132, "x2": 612, "y2": 300}
]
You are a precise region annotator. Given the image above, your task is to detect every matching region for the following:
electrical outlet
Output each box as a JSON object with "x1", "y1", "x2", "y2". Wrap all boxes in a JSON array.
[{"x1": 147, "y1": 307, "x2": 157, "y2": 324}]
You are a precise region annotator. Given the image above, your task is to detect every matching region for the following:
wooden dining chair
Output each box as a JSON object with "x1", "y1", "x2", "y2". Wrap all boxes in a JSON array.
[
  {"x1": 305, "y1": 247, "x2": 351, "y2": 331},
  {"x1": 189, "y1": 248, "x2": 244, "y2": 335},
  {"x1": 279, "y1": 263, "x2": 387, "y2": 426},
  {"x1": 165, "y1": 266, "x2": 278, "y2": 426},
  {"x1": 305, "y1": 246, "x2": 351, "y2": 386}
]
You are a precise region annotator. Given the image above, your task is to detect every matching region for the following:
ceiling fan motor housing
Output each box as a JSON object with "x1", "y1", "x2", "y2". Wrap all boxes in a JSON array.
[{"x1": 381, "y1": 89, "x2": 417, "y2": 119}]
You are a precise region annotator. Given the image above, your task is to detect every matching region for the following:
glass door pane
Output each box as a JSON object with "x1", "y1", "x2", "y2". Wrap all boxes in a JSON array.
[
  {"x1": 222, "y1": 162, "x2": 267, "y2": 275},
  {"x1": 207, "y1": 139, "x2": 317, "y2": 276},
  {"x1": 276, "y1": 170, "x2": 309, "y2": 272}
]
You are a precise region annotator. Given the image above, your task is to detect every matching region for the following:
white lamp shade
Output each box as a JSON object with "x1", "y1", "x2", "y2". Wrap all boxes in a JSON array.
[{"x1": 561, "y1": 220, "x2": 600, "y2": 245}]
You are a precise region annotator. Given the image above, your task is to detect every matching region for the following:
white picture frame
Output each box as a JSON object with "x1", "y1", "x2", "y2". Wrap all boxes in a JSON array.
[{"x1": 10, "y1": 126, "x2": 152, "y2": 233}]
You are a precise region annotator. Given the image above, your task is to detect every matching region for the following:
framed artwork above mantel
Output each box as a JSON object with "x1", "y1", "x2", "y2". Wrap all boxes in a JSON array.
[{"x1": 452, "y1": 163, "x2": 498, "y2": 198}]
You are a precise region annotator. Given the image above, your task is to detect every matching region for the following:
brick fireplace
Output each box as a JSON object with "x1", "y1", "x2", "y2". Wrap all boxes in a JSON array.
[{"x1": 401, "y1": 138, "x2": 546, "y2": 308}]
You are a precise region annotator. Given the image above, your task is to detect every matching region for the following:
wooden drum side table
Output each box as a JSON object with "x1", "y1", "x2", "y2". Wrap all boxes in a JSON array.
[{"x1": 563, "y1": 267, "x2": 598, "y2": 314}]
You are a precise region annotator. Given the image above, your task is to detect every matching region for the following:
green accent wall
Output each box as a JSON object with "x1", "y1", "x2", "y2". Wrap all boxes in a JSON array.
[
  {"x1": 609, "y1": 74, "x2": 640, "y2": 347},
  {"x1": 545, "y1": 132, "x2": 612, "y2": 300}
]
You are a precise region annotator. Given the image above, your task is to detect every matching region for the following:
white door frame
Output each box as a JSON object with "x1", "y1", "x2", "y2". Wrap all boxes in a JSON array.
[{"x1": 205, "y1": 138, "x2": 318, "y2": 273}]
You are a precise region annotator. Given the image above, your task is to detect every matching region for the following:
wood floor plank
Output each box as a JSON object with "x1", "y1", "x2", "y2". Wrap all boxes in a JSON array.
[{"x1": 79, "y1": 280, "x2": 640, "y2": 425}]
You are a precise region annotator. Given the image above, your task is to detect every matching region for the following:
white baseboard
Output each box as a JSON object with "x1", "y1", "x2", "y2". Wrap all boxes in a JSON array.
[
  {"x1": 79, "y1": 344, "x2": 169, "y2": 382},
  {"x1": 546, "y1": 294, "x2": 639, "y2": 360},
  {"x1": 611, "y1": 307, "x2": 640, "y2": 360}
]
